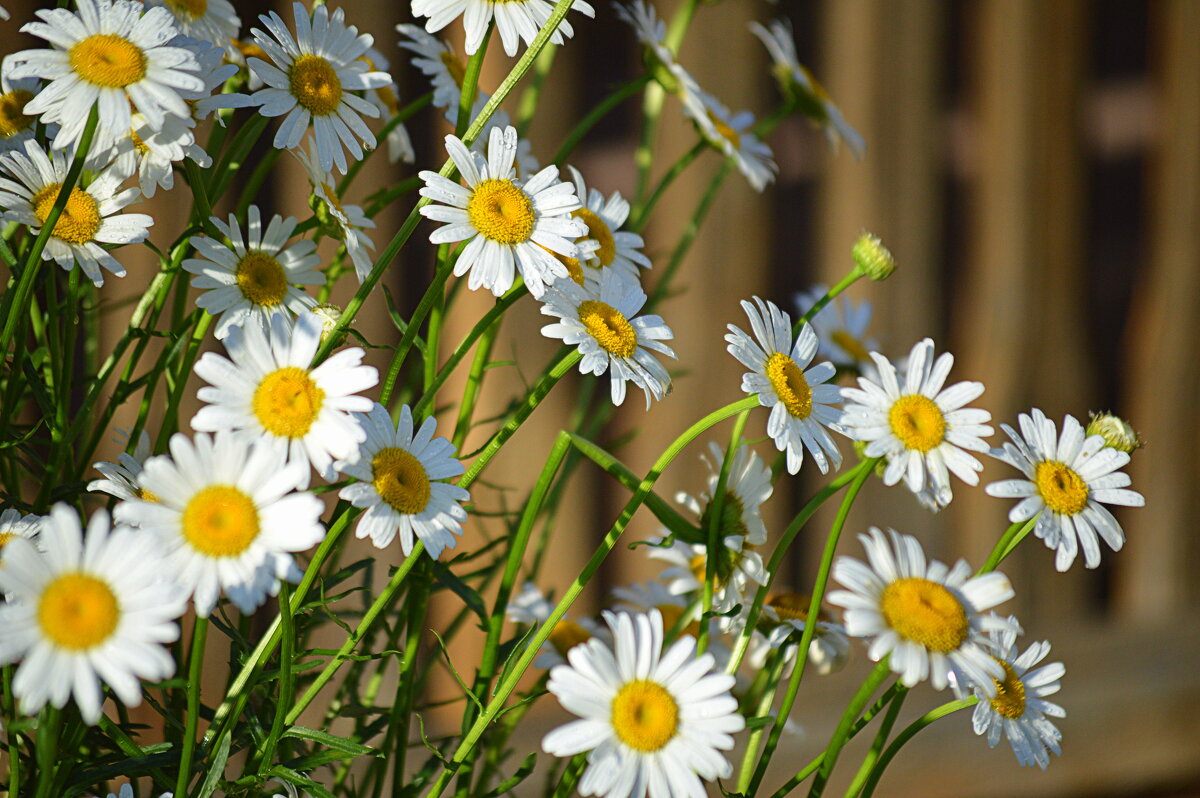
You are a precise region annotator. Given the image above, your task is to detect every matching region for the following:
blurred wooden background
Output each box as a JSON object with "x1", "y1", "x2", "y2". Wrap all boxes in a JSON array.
[{"x1": 3, "y1": 0, "x2": 1199, "y2": 795}]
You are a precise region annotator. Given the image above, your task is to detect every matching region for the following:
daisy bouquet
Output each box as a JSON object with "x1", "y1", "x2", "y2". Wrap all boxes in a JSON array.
[{"x1": 0, "y1": 1, "x2": 1145, "y2": 797}]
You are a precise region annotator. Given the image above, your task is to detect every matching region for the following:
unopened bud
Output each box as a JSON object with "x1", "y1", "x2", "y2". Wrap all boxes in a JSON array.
[
  {"x1": 1086, "y1": 412, "x2": 1143, "y2": 453},
  {"x1": 311, "y1": 303, "x2": 343, "y2": 346},
  {"x1": 852, "y1": 232, "x2": 896, "y2": 281}
]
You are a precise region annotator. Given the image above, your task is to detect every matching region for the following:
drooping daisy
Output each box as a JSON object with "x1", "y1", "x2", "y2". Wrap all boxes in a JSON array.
[
  {"x1": 0, "y1": 505, "x2": 185, "y2": 724},
  {"x1": 191, "y1": 311, "x2": 378, "y2": 483},
  {"x1": 828, "y1": 527, "x2": 1018, "y2": 694},
  {"x1": 679, "y1": 88, "x2": 777, "y2": 192},
  {"x1": 419, "y1": 125, "x2": 587, "y2": 298},
  {"x1": 292, "y1": 141, "x2": 377, "y2": 282},
  {"x1": 0, "y1": 70, "x2": 41, "y2": 155},
  {"x1": 8, "y1": 0, "x2": 203, "y2": 152},
  {"x1": 748, "y1": 18, "x2": 865, "y2": 158},
  {"x1": 358, "y1": 45, "x2": 415, "y2": 165},
  {"x1": 247, "y1": 2, "x2": 391, "y2": 174},
  {"x1": 183, "y1": 206, "x2": 322, "y2": 340},
  {"x1": 725, "y1": 296, "x2": 846, "y2": 475},
  {"x1": 413, "y1": 0, "x2": 596, "y2": 57},
  {"x1": 756, "y1": 592, "x2": 851, "y2": 677},
  {"x1": 794, "y1": 285, "x2": 878, "y2": 376},
  {"x1": 566, "y1": 166, "x2": 652, "y2": 284},
  {"x1": 0, "y1": 508, "x2": 41, "y2": 558},
  {"x1": 542, "y1": 609, "x2": 744, "y2": 798},
  {"x1": 186, "y1": 36, "x2": 253, "y2": 122},
  {"x1": 335, "y1": 403, "x2": 469, "y2": 559},
  {"x1": 396, "y1": 23, "x2": 469, "y2": 111},
  {"x1": 615, "y1": 0, "x2": 674, "y2": 67},
  {"x1": 507, "y1": 581, "x2": 607, "y2": 669},
  {"x1": 146, "y1": 0, "x2": 240, "y2": 50},
  {"x1": 970, "y1": 618, "x2": 1065, "y2": 770},
  {"x1": 113, "y1": 110, "x2": 209, "y2": 198},
  {"x1": 841, "y1": 338, "x2": 993, "y2": 509},
  {"x1": 0, "y1": 139, "x2": 153, "y2": 286},
  {"x1": 541, "y1": 268, "x2": 675, "y2": 408},
  {"x1": 985, "y1": 409, "x2": 1144, "y2": 571},
  {"x1": 115, "y1": 431, "x2": 324, "y2": 617},
  {"x1": 88, "y1": 428, "x2": 154, "y2": 504}
]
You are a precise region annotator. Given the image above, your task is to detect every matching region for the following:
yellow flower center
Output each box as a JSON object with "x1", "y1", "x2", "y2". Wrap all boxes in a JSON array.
[
  {"x1": 69, "y1": 33, "x2": 147, "y2": 88},
  {"x1": 165, "y1": 0, "x2": 208, "y2": 19},
  {"x1": 536, "y1": 243, "x2": 585, "y2": 285},
  {"x1": 232, "y1": 39, "x2": 266, "y2": 61},
  {"x1": 706, "y1": 111, "x2": 741, "y2": 148},
  {"x1": 235, "y1": 251, "x2": 290, "y2": 307},
  {"x1": 548, "y1": 619, "x2": 591, "y2": 657},
  {"x1": 252, "y1": 366, "x2": 325, "y2": 439},
  {"x1": 440, "y1": 51, "x2": 467, "y2": 87},
  {"x1": 182, "y1": 485, "x2": 260, "y2": 557},
  {"x1": 831, "y1": 330, "x2": 872, "y2": 364},
  {"x1": 0, "y1": 89, "x2": 35, "y2": 139},
  {"x1": 765, "y1": 352, "x2": 813, "y2": 418},
  {"x1": 31, "y1": 183, "x2": 102, "y2": 246},
  {"x1": 466, "y1": 179, "x2": 536, "y2": 245},
  {"x1": 578, "y1": 300, "x2": 637, "y2": 358},
  {"x1": 130, "y1": 127, "x2": 150, "y2": 155},
  {"x1": 0, "y1": 531, "x2": 15, "y2": 549},
  {"x1": 137, "y1": 486, "x2": 160, "y2": 503},
  {"x1": 289, "y1": 54, "x2": 343, "y2": 116},
  {"x1": 1034, "y1": 460, "x2": 1089, "y2": 515},
  {"x1": 611, "y1": 680, "x2": 679, "y2": 752},
  {"x1": 371, "y1": 446, "x2": 432, "y2": 515},
  {"x1": 655, "y1": 603, "x2": 699, "y2": 637},
  {"x1": 888, "y1": 394, "x2": 946, "y2": 453},
  {"x1": 879, "y1": 577, "x2": 969, "y2": 654},
  {"x1": 572, "y1": 208, "x2": 616, "y2": 267},
  {"x1": 37, "y1": 572, "x2": 120, "y2": 650},
  {"x1": 989, "y1": 659, "x2": 1027, "y2": 719},
  {"x1": 767, "y1": 592, "x2": 813, "y2": 624}
]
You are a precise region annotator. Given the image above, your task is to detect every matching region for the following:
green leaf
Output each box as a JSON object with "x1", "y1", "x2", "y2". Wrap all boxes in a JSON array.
[
  {"x1": 283, "y1": 725, "x2": 374, "y2": 756},
  {"x1": 196, "y1": 732, "x2": 230, "y2": 798},
  {"x1": 431, "y1": 560, "x2": 488, "y2": 624},
  {"x1": 483, "y1": 751, "x2": 538, "y2": 797}
]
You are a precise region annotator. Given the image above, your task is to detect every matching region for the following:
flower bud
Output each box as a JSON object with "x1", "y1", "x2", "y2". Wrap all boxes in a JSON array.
[
  {"x1": 1086, "y1": 412, "x2": 1143, "y2": 453},
  {"x1": 311, "y1": 303, "x2": 343, "y2": 346},
  {"x1": 852, "y1": 232, "x2": 896, "y2": 281}
]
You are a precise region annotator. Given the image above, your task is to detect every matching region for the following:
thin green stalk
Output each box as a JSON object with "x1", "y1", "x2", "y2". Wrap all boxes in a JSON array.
[
  {"x1": 840, "y1": 688, "x2": 907, "y2": 798},
  {"x1": 377, "y1": 257, "x2": 454, "y2": 408},
  {"x1": 450, "y1": 312, "x2": 502, "y2": 450},
  {"x1": 175, "y1": 616, "x2": 209, "y2": 798},
  {"x1": 233, "y1": 148, "x2": 282, "y2": 220},
  {"x1": 859, "y1": 698, "x2": 978, "y2": 798},
  {"x1": 647, "y1": 159, "x2": 732, "y2": 306},
  {"x1": 516, "y1": 43, "x2": 558, "y2": 134},
  {"x1": 455, "y1": 27, "x2": 490, "y2": 136},
  {"x1": 32, "y1": 707, "x2": 61, "y2": 798},
  {"x1": 206, "y1": 113, "x2": 269, "y2": 202},
  {"x1": 805, "y1": 663, "x2": 893, "y2": 798},
  {"x1": 736, "y1": 650, "x2": 788, "y2": 794},
  {"x1": 154, "y1": 313, "x2": 211, "y2": 451},
  {"x1": 387, "y1": 558, "x2": 432, "y2": 796},
  {"x1": 980, "y1": 517, "x2": 1037, "y2": 573},
  {"x1": 553, "y1": 74, "x2": 653, "y2": 165},
  {"x1": 257, "y1": 582, "x2": 294, "y2": 774},
  {"x1": 629, "y1": 141, "x2": 705, "y2": 233},
  {"x1": 424, "y1": 245, "x2": 451, "y2": 395},
  {"x1": 698, "y1": 411, "x2": 749, "y2": 655}
]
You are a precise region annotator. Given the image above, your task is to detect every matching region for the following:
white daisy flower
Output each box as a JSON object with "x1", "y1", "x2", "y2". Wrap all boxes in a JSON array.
[
  {"x1": 335, "y1": 403, "x2": 469, "y2": 560},
  {"x1": 184, "y1": 206, "x2": 321, "y2": 340},
  {"x1": 396, "y1": 23, "x2": 469, "y2": 112},
  {"x1": 985, "y1": 409, "x2": 1145, "y2": 571},
  {"x1": 794, "y1": 284, "x2": 878, "y2": 375},
  {"x1": 0, "y1": 505, "x2": 185, "y2": 724},
  {"x1": 841, "y1": 338, "x2": 993, "y2": 509},
  {"x1": 113, "y1": 110, "x2": 208, "y2": 198},
  {"x1": 115, "y1": 431, "x2": 323, "y2": 617},
  {"x1": 828, "y1": 527, "x2": 1018, "y2": 694},
  {"x1": 247, "y1": 2, "x2": 391, "y2": 175},
  {"x1": 755, "y1": 592, "x2": 851, "y2": 677},
  {"x1": 146, "y1": 0, "x2": 240, "y2": 50},
  {"x1": 0, "y1": 140, "x2": 153, "y2": 286},
  {"x1": 419, "y1": 125, "x2": 587, "y2": 298},
  {"x1": 187, "y1": 35, "x2": 253, "y2": 122},
  {"x1": 292, "y1": 140, "x2": 377, "y2": 282},
  {"x1": 413, "y1": 0, "x2": 596, "y2": 57},
  {"x1": 0, "y1": 70, "x2": 41, "y2": 154},
  {"x1": 8, "y1": 0, "x2": 203, "y2": 152},
  {"x1": 103, "y1": 785, "x2": 171, "y2": 798},
  {"x1": 610, "y1": 580, "x2": 734, "y2": 678},
  {"x1": 0, "y1": 508, "x2": 41, "y2": 558},
  {"x1": 507, "y1": 581, "x2": 607, "y2": 669},
  {"x1": 541, "y1": 268, "x2": 675, "y2": 408},
  {"x1": 679, "y1": 88, "x2": 777, "y2": 192},
  {"x1": 725, "y1": 296, "x2": 845, "y2": 475},
  {"x1": 88, "y1": 428, "x2": 154, "y2": 504},
  {"x1": 542, "y1": 609, "x2": 744, "y2": 798},
  {"x1": 748, "y1": 18, "x2": 865, "y2": 158},
  {"x1": 467, "y1": 105, "x2": 540, "y2": 179},
  {"x1": 191, "y1": 311, "x2": 378, "y2": 483},
  {"x1": 358, "y1": 45, "x2": 415, "y2": 165},
  {"x1": 566, "y1": 166, "x2": 651, "y2": 283},
  {"x1": 970, "y1": 618, "x2": 1065, "y2": 770},
  {"x1": 615, "y1": 0, "x2": 673, "y2": 67}
]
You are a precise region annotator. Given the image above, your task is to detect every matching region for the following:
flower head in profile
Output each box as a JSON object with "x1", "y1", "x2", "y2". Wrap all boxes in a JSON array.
[
  {"x1": 841, "y1": 338, "x2": 993, "y2": 509},
  {"x1": 420, "y1": 125, "x2": 588, "y2": 298},
  {"x1": 985, "y1": 409, "x2": 1144, "y2": 571},
  {"x1": 541, "y1": 268, "x2": 675, "y2": 408},
  {"x1": 680, "y1": 88, "x2": 777, "y2": 192},
  {"x1": 828, "y1": 527, "x2": 1019, "y2": 694},
  {"x1": 0, "y1": 70, "x2": 42, "y2": 155},
  {"x1": 726, "y1": 296, "x2": 846, "y2": 475},
  {"x1": 413, "y1": 0, "x2": 596, "y2": 57},
  {"x1": 88, "y1": 428, "x2": 155, "y2": 504},
  {"x1": 756, "y1": 592, "x2": 851, "y2": 677},
  {"x1": 795, "y1": 285, "x2": 878, "y2": 375},
  {"x1": 566, "y1": 166, "x2": 652, "y2": 284},
  {"x1": 542, "y1": 609, "x2": 744, "y2": 798},
  {"x1": 507, "y1": 582, "x2": 607, "y2": 669},
  {"x1": 336, "y1": 404, "x2": 470, "y2": 560},
  {"x1": 191, "y1": 311, "x2": 378, "y2": 484},
  {"x1": 0, "y1": 505, "x2": 185, "y2": 724},
  {"x1": 397, "y1": 23, "x2": 468, "y2": 111},
  {"x1": 247, "y1": 2, "x2": 391, "y2": 174},
  {"x1": 293, "y1": 140, "x2": 377, "y2": 282},
  {"x1": 146, "y1": 0, "x2": 241, "y2": 49},
  {"x1": 0, "y1": 507, "x2": 41, "y2": 559}
]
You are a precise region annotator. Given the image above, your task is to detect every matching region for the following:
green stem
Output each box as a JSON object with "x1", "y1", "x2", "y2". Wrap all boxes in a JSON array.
[
  {"x1": 629, "y1": 141, "x2": 705, "y2": 233},
  {"x1": 516, "y1": 43, "x2": 558, "y2": 134},
  {"x1": 736, "y1": 650, "x2": 788, "y2": 793},
  {"x1": 553, "y1": 74, "x2": 653, "y2": 166},
  {"x1": 840, "y1": 688, "x2": 907, "y2": 798},
  {"x1": 980, "y1": 517, "x2": 1037, "y2": 573},
  {"x1": 377, "y1": 257, "x2": 455, "y2": 408},
  {"x1": 859, "y1": 698, "x2": 978, "y2": 798},
  {"x1": 456, "y1": 27, "x2": 490, "y2": 136},
  {"x1": 390, "y1": 558, "x2": 432, "y2": 793},
  {"x1": 175, "y1": 616, "x2": 208, "y2": 798},
  {"x1": 257, "y1": 582, "x2": 294, "y2": 774},
  {"x1": 32, "y1": 707, "x2": 61, "y2": 798},
  {"x1": 806, "y1": 663, "x2": 893, "y2": 798},
  {"x1": 698, "y1": 411, "x2": 749, "y2": 655}
]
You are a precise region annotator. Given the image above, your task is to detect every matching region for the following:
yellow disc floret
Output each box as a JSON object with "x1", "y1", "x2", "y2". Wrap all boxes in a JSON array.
[
  {"x1": 610, "y1": 680, "x2": 679, "y2": 752},
  {"x1": 467, "y1": 179, "x2": 536, "y2": 245},
  {"x1": 371, "y1": 446, "x2": 432, "y2": 515},
  {"x1": 879, "y1": 577, "x2": 969, "y2": 653},
  {"x1": 289, "y1": 54, "x2": 343, "y2": 116},
  {"x1": 888, "y1": 394, "x2": 946, "y2": 453},
  {"x1": 252, "y1": 366, "x2": 325, "y2": 438},
  {"x1": 765, "y1": 352, "x2": 813, "y2": 418},
  {"x1": 31, "y1": 183, "x2": 102, "y2": 246},
  {"x1": 831, "y1": 330, "x2": 872, "y2": 364},
  {"x1": 989, "y1": 658, "x2": 1027, "y2": 719},
  {"x1": 1034, "y1": 460, "x2": 1089, "y2": 516},
  {"x1": 0, "y1": 89, "x2": 34, "y2": 139},
  {"x1": 235, "y1": 251, "x2": 290, "y2": 307},
  {"x1": 578, "y1": 300, "x2": 637, "y2": 358},
  {"x1": 548, "y1": 619, "x2": 591, "y2": 657},
  {"x1": 572, "y1": 208, "x2": 616, "y2": 267},
  {"x1": 166, "y1": 0, "x2": 208, "y2": 19},
  {"x1": 705, "y1": 111, "x2": 741, "y2": 149},
  {"x1": 69, "y1": 34, "x2": 147, "y2": 88},
  {"x1": 182, "y1": 485, "x2": 261, "y2": 557},
  {"x1": 38, "y1": 572, "x2": 120, "y2": 650}
]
